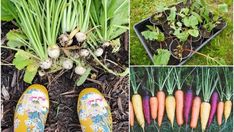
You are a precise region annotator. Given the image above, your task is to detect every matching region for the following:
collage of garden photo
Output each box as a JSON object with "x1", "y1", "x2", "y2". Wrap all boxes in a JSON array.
[{"x1": 0, "y1": 0, "x2": 233, "y2": 132}]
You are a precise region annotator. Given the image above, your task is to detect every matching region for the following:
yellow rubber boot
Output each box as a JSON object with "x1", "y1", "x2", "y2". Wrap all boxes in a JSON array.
[
  {"x1": 14, "y1": 84, "x2": 49, "y2": 132},
  {"x1": 77, "y1": 88, "x2": 112, "y2": 132}
]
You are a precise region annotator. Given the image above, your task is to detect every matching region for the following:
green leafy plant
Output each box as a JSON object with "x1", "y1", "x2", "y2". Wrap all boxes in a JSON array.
[
  {"x1": 1, "y1": 0, "x2": 17, "y2": 21},
  {"x1": 153, "y1": 49, "x2": 170, "y2": 65},
  {"x1": 141, "y1": 25, "x2": 165, "y2": 41},
  {"x1": 167, "y1": 7, "x2": 177, "y2": 22}
]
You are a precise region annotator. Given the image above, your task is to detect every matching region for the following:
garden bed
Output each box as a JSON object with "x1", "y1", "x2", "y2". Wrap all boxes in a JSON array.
[
  {"x1": 133, "y1": 2, "x2": 227, "y2": 65},
  {"x1": 1, "y1": 22, "x2": 129, "y2": 132}
]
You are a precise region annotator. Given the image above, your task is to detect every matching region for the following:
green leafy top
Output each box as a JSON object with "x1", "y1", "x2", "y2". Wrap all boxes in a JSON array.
[
  {"x1": 1, "y1": 0, "x2": 17, "y2": 21},
  {"x1": 130, "y1": 68, "x2": 141, "y2": 94},
  {"x1": 146, "y1": 68, "x2": 155, "y2": 96},
  {"x1": 167, "y1": 7, "x2": 177, "y2": 22},
  {"x1": 165, "y1": 68, "x2": 176, "y2": 95},
  {"x1": 90, "y1": 0, "x2": 129, "y2": 43},
  {"x1": 153, "y1": 49, "x2": 170, "y2": 65},
  {"x1": 223, "y1": 68, "x2": 233, "y2": 101},
  {"x1": 201, "y1": 68, "x2": 219, "y2": 102},
  {"x1": 141, "y1": 25, "x2": 165, "y2": 42}
]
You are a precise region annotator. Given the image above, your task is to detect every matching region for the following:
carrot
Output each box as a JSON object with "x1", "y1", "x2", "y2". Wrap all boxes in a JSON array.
[
  {"x1": 157, "y1": 91, "x2": 165, "y2": 127},
  {"x1": 150, "y1": 97, "x2": 158, "y2": 120},
  {"x1": 146, "y1": 68, "x2": 158, "y2": 121},
  {"x1": 224, "y1": 100, "x2": 232, "y2": 122},
  {"x1": 165, "y1": 68, "x2": 176, "y2": 127},
  {"x1": 200, "y1": 68, "x2": 219, "y2": 131},
  {"x1": 174, "y1": 68, "x2": 184, "y2": 126},
  {"x1": 216, "y1": 73, "x2": 225, "y2": 126},
  {"x1": 208, "y1": 91, "x2": 219, "y2": 127},
  {"x1": 156, "y1": 68, "x2": 172, "y2": 127},
  {"x1": 223, "y1": 68, "x2": 233, "y2": 123},
  {"x1": 175, "y1": 90, "x2": 184, "y2": 126},
  {"x1": 131, "y1": 68, "x2": 145, "y2": 129},
  {"x1": 130, "y1": 101, "x2": 134, "y2": 127},
  {"x1": 217, "y1": 101, "x2": 224, "y2": 126},
  {"x1": 190, "y1": 96, "x2": 201, "y2": 128},
  {"x1": 184, "y1": 88, "x2": 193, "y2": 125},
  {"x1": 143, "y1": 91, "x2": 151, "y2": 125},
  {"x1": 190, "y1": 70, "x2": 202, "y2": 129}
]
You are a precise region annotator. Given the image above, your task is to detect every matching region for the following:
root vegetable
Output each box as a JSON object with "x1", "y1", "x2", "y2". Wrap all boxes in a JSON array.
[
  {"x1": 200, "y1": 102, "x2": 211, "y2": 131},
  {"x1": 190, "y1": 96, "x2": 201, "y2": 128},
  {"x1": 217, "y1": 101, "x2": 224, "y2": 126},
  {"x1": 130, "y1": 101, "x2": 134, "y2": 127},
  {"x1": 143, "y1": 92, "x2": 151, "y2": 125},
  {"x1": 102, "y1": 41, "x2": 110, "y2": 47},
  {"x1": 40, "y1": 58, "x2": 52, "y2": 69},
  {"x1": 75, "y1": 32, "x2": 86, "y2": 42},
  {"x1": 75, "y1": 66, "x2": 86, "y2": 75},
  {"x1": 79, "y1": 49, "x2": 89, "y2": 57},
  {"x1": 94, "y1": 48, "x2": 104, "y2": 57},
  {"x1": 132, "y1": 94, "x2": 145, "y2": 129},
  {"x1": 175, "y1": 90, "x2": 184, "y2": 126},
  {"x1": 224, "y1": 100, "x2": 232, "y2": 122},
  {"x1": 208, "y1": 91, "x2": 219, "y2": 127},
  {"x1": 48, "y1": 45, "x2": 60, "y2": 59},
  {"x1": 62, "y1": 59, "x2": 73, "y2": 70},
  {"x1": 157, "y1": 91, "x2": 165, "y2": 127},
  {"x1": 150, "y1": 96, "x2": 158, "y2": 120},
  {"x1": 59, "y1": 33, "x2": 73, "y2": 46},
  {"x1": 166, "y1": 95, "x2": 176, "y2": 127},
  {"x1": 184, "y1": 88, "x2": 193, "y2": 125}
]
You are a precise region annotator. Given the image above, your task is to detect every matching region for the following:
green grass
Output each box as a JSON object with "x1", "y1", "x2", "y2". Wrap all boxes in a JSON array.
[{"x1": 130, "y1": 0, "x2": 233, "y2": 65}]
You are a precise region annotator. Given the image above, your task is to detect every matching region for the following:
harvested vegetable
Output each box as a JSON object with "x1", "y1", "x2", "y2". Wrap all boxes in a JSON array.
[
  {"x1": 131, "y1": 69, "x2": 145, "y2": 130},
  {"x1": 184, "y1": 88, "x2": 193, "y2": 125},
  {"x1": 130, "y1": 101, "x2": 134, "y2": 127},
  {"x1": 200, "y1": 68, "x2": 219, "y2": 131},
  {"x1": 223, "y1": 68, "x2": 233, "y2": 123},
  {"x1": 190, "y1": 69, "x2": 202, "y2": 129},
  {"x1": 216, "y1": 72, "x2": 225, "y2": 126},
  {"x1": 207, "y1": 91, "x2": 219, "y2": 127},
  {"x1": 146, "y1": 68, "x2": 158, "y2": 122},
  {"x1": 165, "y1": 68, "x2": 176, "y2": 127},
  {"x1": 143, "y1": 91, "x2": 151, "y2": 125}
]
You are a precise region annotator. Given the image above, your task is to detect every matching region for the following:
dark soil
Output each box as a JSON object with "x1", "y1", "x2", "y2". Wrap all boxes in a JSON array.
[{"x1": 1, "y1": 22, "x2": 129, "y2": 132}]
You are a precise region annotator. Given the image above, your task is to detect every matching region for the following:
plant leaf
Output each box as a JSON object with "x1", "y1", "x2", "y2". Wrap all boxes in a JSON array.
[
  {"x1": 188, "y1": 29, "x2": 199, "y2": 37},
  {"x1": 13, "y1": 50, "x2": 31, "y2": 70},
  {"x1": 1, "y1": 0, "x2": 17, "y2": 21},
  {"x1": 6, "y1": 30, "x2": 27, "y2": 48},
  {"x1": 111, "y1": 38, "x2": 121, "y2": 53},
  {"x1": 153, "y1": 49, "x2": 170, "y2": 65},
  {"x1": 76, "y1": 67, "x2": 91, "y2": 86},
  {"x1": 24, "y1": 62, "x2": 39, "y2": 84}
]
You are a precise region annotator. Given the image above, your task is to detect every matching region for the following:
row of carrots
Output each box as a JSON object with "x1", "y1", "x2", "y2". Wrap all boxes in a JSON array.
[{"x1": 130, "y1": 67, "x2": 232, "y2": 131}]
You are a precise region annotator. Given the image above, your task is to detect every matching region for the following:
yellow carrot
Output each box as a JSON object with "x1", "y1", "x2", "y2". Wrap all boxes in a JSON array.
[
  {"x1": 166, "y1": 95, "x2": 176, "y2": 127},
  {"x1": 132, "y1": 94, "x2": 145, "y2": 129},
  {"x1": 200, "y1": 102, "x2": 211, "y2": 131},
  {"x1": 224, "y1": 100, "x2": 232, "y2": 122}
]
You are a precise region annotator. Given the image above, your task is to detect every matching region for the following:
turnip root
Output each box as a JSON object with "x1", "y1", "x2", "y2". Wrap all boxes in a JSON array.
[
  {"x1": 102, "y1": 41, "x2": 110, "y2": 47},
  {"x1": 48, "y1": 45, "x2": 60, "y2": 59},
  {"x1": 94, "y1": 48, "x2": 104, "y2": 57},
  {"x1": 59, "y1": 33, "x2": 73, "y2": 46},
  {"x1": 40, "y1": 58, "x2": 52, "y2": 69},
  {"x1": 75, "y1": 32, "x2": 86, "y2": 42},
  {"x1": 62, "y1": 59, "x2": 73, "y2": 70},
  {"x1": 79, "y1": 49, "x2": 89, "y2": 57},
  {"x1": 75, "y1": 66, "x2": 86, "y2": 75}
]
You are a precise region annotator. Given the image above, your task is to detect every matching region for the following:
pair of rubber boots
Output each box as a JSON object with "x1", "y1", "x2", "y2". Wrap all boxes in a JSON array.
[{"x1": 14, "y1": 84, "x2": 112, "y2": 132}]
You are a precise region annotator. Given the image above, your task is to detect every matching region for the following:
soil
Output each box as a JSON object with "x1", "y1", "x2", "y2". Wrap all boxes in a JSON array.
[
  {"x1": 169, "y1": 40, "x2": 192, "y2": 60},
  {"x1": 1, "y1": 22, "x2": 129, "y2": 132}
]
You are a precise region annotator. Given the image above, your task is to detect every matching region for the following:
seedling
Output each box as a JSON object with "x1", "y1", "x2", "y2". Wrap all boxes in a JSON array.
[{"x1": 141, "y1": 25, "x2": 165, "y2": 42}]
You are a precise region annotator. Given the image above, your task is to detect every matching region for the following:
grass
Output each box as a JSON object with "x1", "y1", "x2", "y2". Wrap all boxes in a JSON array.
[{"x1": 130, "y1": 0, "x2": 233, "y2": 65}]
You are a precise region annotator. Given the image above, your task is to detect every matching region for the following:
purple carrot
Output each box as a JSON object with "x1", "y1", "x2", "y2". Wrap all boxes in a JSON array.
[
  {"x1": 143, "y1": 91, "x2": 151, "y2": 125},
  {"x1": 208, "y1": 91, "x2": 219, "y2": 127},
  {"x1": 184, "y1": 87, "x2": 193, "y2": 125}
]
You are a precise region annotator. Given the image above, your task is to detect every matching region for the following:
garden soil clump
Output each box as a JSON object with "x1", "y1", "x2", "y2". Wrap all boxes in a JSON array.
[{"x1": 1, "y1": 22, "x2": 129, "y2": 132}]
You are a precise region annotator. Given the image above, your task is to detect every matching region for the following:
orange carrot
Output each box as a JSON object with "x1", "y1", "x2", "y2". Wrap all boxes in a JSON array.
[
  {"x1": 217, "y1": 101, "x2": 224, "y2": 126},
  {"x1": 150, "y1": 96, "x2": 158, "y2": 120},
  {"x1": 175, "y1": 90, "x2": 184, "y2": 126},
  {"x1": 190, "y1": 96, "x2": 201, "y2": 128},
  {"x1": 157, "y1": 91, "x2": 165, "y2": 127},
  {"x1": 130, "y1": 101, "x2": 134, "y2": 127}
]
